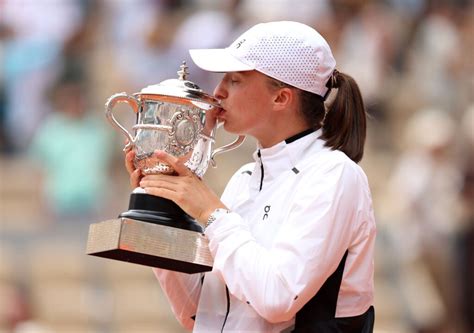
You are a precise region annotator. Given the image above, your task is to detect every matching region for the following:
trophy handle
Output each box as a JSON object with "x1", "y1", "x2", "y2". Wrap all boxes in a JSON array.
[
  {"x1": 105, "y1": 92, "x2": 140, "y2": 150},
  {"x1": 210, "y1": 135, "x2": 246, "y2": 167}
]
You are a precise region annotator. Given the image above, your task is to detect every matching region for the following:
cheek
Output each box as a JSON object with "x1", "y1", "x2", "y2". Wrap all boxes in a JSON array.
[
  {"x1": 239, "y1": 87, "x2": 268, "y2": 110},
  {"x1": 246, "y1": 92, "x2": 272, "y2": 119},
  {"x1": 226, "y1": 84, "x2": 272, "y2": 125}
]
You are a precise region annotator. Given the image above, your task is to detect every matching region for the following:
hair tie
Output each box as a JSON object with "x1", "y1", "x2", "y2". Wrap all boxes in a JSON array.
[
  {"x1": 323, "y1": 69, "x2": 339, "y2": 101},
  {"x1": 329, "y1": 69, "x2": 339, "y2": 89}
]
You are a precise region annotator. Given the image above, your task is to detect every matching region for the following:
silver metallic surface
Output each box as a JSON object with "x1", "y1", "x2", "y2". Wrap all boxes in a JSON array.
[
  {"x1": 104, "y1": 61, "x2": 245, "y2": 176},
  {"x1": 87, "y1": 218, "x2": 213, "y2": 273}
]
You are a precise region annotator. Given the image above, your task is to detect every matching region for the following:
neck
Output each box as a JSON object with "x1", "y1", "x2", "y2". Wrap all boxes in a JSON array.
[{"x1": 256, "y1": 117, "x2": 311, "y2": 148}]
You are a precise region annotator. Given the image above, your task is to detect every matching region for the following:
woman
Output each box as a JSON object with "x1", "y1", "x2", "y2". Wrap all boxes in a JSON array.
[{"x1": 126, "y1": 21, "x2": 376, "y2": 332}]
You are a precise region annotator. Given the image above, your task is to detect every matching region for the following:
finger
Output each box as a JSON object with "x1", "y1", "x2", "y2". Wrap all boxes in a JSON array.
[
  {"x1": 125, "y1": 150, "x2": 136, "y2": 175},
  {"x1": 140, "y1": 177, "x2": 179, "y2": 191},
  {"x1": 141, "y1": 174, "x2": 179, "y2": 184},
  {"x1": 143, "y1": 186, "x2": 179, "y2": 204},
  {"x1": 123, "y1": 139, "x2": 133, "y2": 152},
  {"x1": 153, "y1": 150, "x2": 191, "y2": 176},
  {"x1": 130, "y1": 168, "x2": 142, "y2": 188}
]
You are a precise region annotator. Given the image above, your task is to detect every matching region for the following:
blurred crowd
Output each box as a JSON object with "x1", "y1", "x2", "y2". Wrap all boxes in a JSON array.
[{"x1": 0, "y1": 0, "x2": 472, "y2": 332}]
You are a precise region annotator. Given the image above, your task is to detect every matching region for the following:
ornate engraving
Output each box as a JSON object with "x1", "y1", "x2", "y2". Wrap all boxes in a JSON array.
[{"x1": 168, "y1": 107, "x2": 203, "y2": 157}]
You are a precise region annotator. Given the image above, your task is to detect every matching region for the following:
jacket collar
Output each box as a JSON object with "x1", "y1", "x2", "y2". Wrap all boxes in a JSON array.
[{"x1": 250, "y1": 129, "x2": 325, "y2": 190}]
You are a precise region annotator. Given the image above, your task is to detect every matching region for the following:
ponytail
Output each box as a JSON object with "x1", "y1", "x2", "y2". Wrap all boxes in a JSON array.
[
  {"x1": 297, "y1": 71, "x2": 367, "y2": 163},
  {"x1": 322, "y1": 71, "x2": 366, "y2": 163}
]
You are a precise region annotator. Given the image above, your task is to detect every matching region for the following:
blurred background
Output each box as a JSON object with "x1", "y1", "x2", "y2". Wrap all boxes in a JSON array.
[{"x1": 0, "y1": 0, "x2": 472, "y2": 332}]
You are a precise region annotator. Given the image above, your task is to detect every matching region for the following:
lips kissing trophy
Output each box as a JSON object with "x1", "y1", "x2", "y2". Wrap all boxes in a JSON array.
[{"x1": 86, "y1": 63, "x2": 244, "y2": 273}]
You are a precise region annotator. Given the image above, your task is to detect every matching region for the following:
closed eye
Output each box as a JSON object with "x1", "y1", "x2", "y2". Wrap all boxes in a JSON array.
[{"x1": 223, "y1": 73, "x2": 242, "y2": 85}]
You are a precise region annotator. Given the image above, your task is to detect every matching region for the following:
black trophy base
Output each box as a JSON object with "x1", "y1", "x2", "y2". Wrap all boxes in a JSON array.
[{"x1": 119, "y1": 192, "x2": 203, "y2": 233}]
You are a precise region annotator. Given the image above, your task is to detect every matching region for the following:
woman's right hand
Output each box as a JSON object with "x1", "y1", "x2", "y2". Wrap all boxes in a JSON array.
[{"x1": 124, "y1": 148, "x2": 142, "y2": 189}]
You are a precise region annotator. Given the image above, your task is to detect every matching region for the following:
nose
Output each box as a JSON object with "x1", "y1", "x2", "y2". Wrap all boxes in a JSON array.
[{"x1": 213, "y1": 79, "x2": 227, "y2": 101}]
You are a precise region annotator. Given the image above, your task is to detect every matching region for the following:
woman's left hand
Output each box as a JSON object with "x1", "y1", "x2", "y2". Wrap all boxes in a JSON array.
[{"x1": 140, "y1": 150, "x2": 227, "y2": 226}]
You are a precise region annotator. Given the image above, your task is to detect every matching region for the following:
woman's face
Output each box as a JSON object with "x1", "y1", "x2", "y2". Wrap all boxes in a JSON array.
[{"x1": 213, "y1": 71, "x2": 277, "y2": 141}]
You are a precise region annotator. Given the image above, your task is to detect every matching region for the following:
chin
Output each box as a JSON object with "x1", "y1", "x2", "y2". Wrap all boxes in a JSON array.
[
  {"x1": 221, "y1": 121, "x2": 230, "y2": 131},
  {"x1": 221, "y1": 122, "x2": 241, "y2": 135}
]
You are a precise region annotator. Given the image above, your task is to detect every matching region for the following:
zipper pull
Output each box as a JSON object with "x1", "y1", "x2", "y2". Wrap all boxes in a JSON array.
[{"x1": 257, "y1": 149, "x2": 264, "y2": 191}]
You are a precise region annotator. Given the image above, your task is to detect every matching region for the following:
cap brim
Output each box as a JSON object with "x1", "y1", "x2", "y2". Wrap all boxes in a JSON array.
[{"x1": 189, "y1": 48, "x2": 253, "y2": 72}]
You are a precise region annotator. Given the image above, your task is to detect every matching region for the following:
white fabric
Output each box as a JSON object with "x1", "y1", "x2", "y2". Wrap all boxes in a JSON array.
[
  {"x1": 154, "y1": 130, "x2": 376, "y2": 332},
  {"x1": 189, "y1": 21, "x2": 336, "y2": 96}
]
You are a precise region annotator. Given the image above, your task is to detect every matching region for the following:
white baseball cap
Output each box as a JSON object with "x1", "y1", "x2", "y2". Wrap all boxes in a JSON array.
[{"x1": 189, "y1": 21, "x2": 336, "y2": 97}]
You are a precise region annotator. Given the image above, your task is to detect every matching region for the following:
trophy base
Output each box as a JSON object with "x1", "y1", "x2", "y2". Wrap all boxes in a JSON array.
[
  {"x1": 86, "y1": 218, "x2": 213, "y2": 273},
  {"x1": 120, "y1": 193, "x2": 203, "y2": 233}
]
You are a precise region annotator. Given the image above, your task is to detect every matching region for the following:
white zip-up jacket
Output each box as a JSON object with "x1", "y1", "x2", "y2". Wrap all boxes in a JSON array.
[{"x1": 153, "y1": 130, "x2": 376, "y2": 332}]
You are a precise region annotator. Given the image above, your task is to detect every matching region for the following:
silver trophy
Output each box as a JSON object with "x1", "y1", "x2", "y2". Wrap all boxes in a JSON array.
[{"x1": 86, "y1": 62, "x2": 244, "y2": 273}]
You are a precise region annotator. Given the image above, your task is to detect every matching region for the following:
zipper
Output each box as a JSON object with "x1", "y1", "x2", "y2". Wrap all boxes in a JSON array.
[
  {"x1": 221, "y1": 286, "x2": 230, "y2": 332},
  {"x1": 257, "y1": 149, "x2": 264, "y2": 191}
]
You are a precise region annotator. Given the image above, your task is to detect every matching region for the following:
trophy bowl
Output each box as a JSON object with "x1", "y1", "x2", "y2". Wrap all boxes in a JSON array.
[{"x1": 86, "y1": 62, "x2": 245, "y2": 273}]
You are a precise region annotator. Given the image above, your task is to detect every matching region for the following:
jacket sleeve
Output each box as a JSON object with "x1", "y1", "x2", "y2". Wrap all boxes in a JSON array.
[
  {"x1": 152, "y1": 269, "x2": 203, "y2": 330},
  {"x1": 150, "y1": 164, "x2": 254, "y2": 329},
  {"x1": 205, "y1": 160, "x2": 369, "y2": 323}
]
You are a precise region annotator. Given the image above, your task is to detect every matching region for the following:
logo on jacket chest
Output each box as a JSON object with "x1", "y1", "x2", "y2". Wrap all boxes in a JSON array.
[{"x1": 262, "y1": 205, "x2": 271, "y2": 220}]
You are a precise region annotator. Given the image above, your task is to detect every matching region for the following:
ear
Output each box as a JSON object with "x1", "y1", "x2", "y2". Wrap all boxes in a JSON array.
[{"x1": 272, "y1": 87, "x2": 294, "y2": 111}]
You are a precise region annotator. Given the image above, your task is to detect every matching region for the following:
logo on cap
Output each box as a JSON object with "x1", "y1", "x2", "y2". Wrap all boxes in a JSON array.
[{"x1": 235, "y1": 39, "x2": 246, "y2": 49}]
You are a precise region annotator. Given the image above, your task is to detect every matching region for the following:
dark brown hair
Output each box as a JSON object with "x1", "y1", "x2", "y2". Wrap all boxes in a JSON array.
[
  {"x1": 268, "y1": 71, "x2": 367, "y2": 163},
  {"x1": 321, "y1": 71, "x2": 367, "y2": 163}
]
